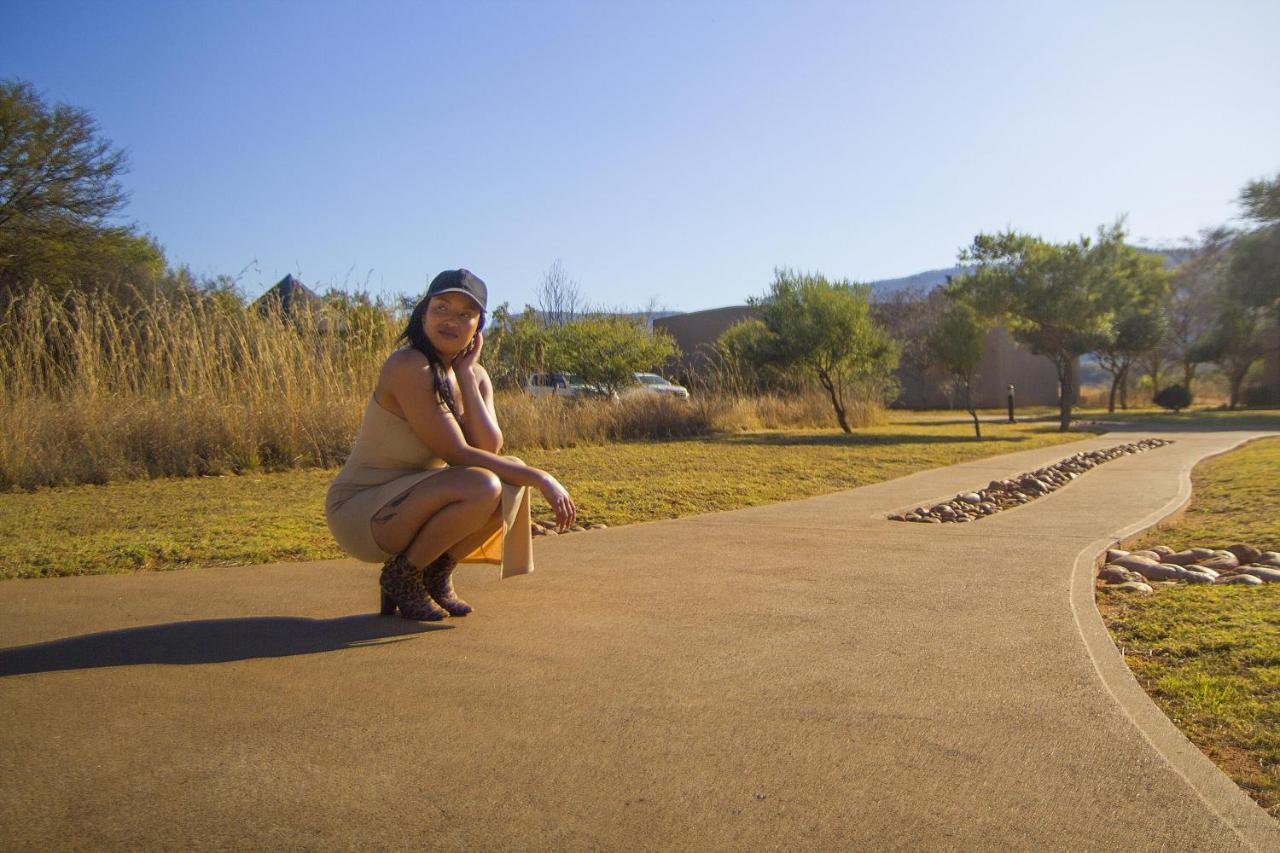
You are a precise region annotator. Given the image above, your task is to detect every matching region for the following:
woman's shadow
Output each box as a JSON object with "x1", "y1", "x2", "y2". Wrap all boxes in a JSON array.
[{"x1": 0, "y1": 614, "x2": 451, "y2": 677}]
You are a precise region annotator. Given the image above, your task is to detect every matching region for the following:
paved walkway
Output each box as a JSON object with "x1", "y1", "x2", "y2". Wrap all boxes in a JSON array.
[{"x1": 2, "y1": 429, "x2": 1279, "y2": 851}]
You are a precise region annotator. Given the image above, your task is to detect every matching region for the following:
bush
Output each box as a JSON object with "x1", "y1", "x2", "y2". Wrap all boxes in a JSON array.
[
  {"x1": 544, "y1": 316, "x2": 679, "y2": 396},
  {"x1": 1153, "y1": 384, "x2": 1192, "y2": 413}
]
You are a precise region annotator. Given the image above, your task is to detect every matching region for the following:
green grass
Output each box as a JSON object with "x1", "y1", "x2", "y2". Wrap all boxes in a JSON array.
[
  {"x1": 0, "y1": 419, "x2": 1092, "y2": 580},
  {"x1": 1097, "y1": 436, "x2": 1280, "y2": 818}
]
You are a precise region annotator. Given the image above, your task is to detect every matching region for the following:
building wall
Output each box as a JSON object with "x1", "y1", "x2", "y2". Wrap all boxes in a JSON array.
[
  {"x1": 894, "y1": 326, "x2": 1071, "y2": 409},
  {"x1": 656, "y1": 304, "x2": 1074, "y2": 409},
  {"x1": 654, "y1": 305, "x2": 757, "y2": 381}
]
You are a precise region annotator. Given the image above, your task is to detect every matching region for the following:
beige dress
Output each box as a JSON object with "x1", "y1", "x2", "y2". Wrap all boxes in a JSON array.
[{"x1": 325, "y1": 396, "x2": 533, "y2": 578}]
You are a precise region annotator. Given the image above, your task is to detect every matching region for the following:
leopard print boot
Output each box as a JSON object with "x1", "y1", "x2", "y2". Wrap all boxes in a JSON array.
[
  {"x1": 423, "y1": 553, "x2": 472, "y2": 617},
  {"x1": 380, "y1": 554, "x2": 448, "y2": 621}
]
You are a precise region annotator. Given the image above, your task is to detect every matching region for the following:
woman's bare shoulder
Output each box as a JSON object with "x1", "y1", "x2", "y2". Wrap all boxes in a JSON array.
[
  {"x1": 381, "y1": 347, "x2": 430, "y2": 379},
  {"x1": 377, "y1": 348, "x2": 432, "y2": 404}
]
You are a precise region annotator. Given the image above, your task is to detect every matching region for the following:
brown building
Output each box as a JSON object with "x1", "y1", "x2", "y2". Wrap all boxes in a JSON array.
[
  {"x1": 655, "y1": 304, "x2": 1073, "y2": 409},
  {"x1": 895, "y1": 324, "x2": 1070, "y2": 409},
  {"x1": 654, "y1": 305, "x2": 756, "y2": 381}
]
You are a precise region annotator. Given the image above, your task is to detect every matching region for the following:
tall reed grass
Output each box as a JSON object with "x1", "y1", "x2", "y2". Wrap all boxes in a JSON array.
[{"x1": 0, "y1": 284, "x2": 884, "y2": 490}]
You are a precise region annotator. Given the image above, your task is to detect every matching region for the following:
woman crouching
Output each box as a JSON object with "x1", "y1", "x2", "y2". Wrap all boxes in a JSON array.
[{"x1": 325, "y1": 269, "x2": 575, "y2": 620}]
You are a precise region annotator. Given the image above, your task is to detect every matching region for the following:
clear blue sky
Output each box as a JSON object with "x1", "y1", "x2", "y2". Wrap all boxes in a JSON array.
[{"x1": 4, "y1": 0, "x2": 1278, "y2": 312}]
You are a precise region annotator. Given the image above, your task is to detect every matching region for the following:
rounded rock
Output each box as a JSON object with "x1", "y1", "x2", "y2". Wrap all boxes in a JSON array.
[
  {"x1": 1185, "y1": 565, "x2": 1220, "y2": 580},
  {"x1": 1110, "y1": 554, "x2": 1161, "y2": 572},
  {"x1": 1130, "y1": 561, "x2": 1189, "y2": 582},
  {"x1": 1198, "y1": 554, "x2": 1239, "y2": 572},
  {"x1": 1216, "y1": 574, "x2": 1264, "y2": 586},
  {"x1": 1098, "y1": 565, "x2": 1143, "y2": 584},
  {"x1": 1225, "y1": 543, "x2": 1263, "y2": 564}
]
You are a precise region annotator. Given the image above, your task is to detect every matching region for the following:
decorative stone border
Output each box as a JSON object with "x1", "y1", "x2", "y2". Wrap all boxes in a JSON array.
[
  {"x1": 531, "y1": 519, "x2": 607, "y2": 537},
  {"x1": 1097, "y1": 542, "x2": 1280, "y2": 593},
  {"x1": 888, "y1": 438, "x2": 1175, "y2": 524}
]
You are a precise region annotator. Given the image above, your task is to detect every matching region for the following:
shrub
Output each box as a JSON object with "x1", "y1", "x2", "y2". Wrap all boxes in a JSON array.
[
  {"x1": 1153, "y1": 384, "x2": 1192, "y2": 413},
  {"x1": 544, "y1": 316, "x2": 679, "y2": 396}
]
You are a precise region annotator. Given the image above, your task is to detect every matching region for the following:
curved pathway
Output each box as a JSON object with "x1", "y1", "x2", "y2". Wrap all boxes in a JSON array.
[{"x1": 2, "y1": 429, "x2": 1278, "y2": 851}]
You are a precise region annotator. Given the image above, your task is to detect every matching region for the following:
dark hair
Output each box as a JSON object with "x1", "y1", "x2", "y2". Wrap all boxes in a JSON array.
[{"x1": 396, "y1": 294, "x2": 486, "y2": 424}]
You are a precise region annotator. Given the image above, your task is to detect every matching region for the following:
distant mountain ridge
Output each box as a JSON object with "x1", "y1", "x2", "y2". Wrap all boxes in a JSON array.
[
  {"x1": 867, "y1": 266, "x2": 969, "y2": 298},
  {"x1": 866, "y1": 246, "x2": 1190, "y2": 299}
]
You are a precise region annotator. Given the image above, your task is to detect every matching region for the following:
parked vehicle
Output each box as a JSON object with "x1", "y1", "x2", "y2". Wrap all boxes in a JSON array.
[
  {"x1": 626, "y1": 372, "x2": 690, "y2": 400},
  {"x1": 524, "y1": 372, "x2": 614, "y2": 399}
]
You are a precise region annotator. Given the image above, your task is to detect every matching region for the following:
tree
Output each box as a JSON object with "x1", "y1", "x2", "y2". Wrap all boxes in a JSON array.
[
  {"x1": 873, "y1": 284, "x2": 949, "y2": 405},
  {"x1": 0, "y1": 80, "x2": 128, "y2": 232},
  {"x1": 484, "y1": 304, "x2": 547, "y2": 388},
  {"x1": 926, "y1": 299, "x2": 987, "y2": 438},
  {"x1": 1162, "y1": 228, "x2": 1231, "y2": 393},
  {"x1": 0, "y1": 79, "x2": 168, "y2": 305},
  {"x1": 1095, "y1": 308, "x2": 1168, "y2": 412},
  {"x1": 543, "y1": 316, "x2": 679, "y2": 397},
  {"x1": 747, "y1": 269, "x2": 898, "y2": 433},
  {"x1": 1091, "y1": 245, "x2": 1169, "y2": 412},
  {"x1": 954, "y1": 221, "x2": 1166, "y2": 432},
  {"x1": 536, "y1": 259, "x2": 586, "y2": 327},
  {"x1": 1188, "y1": 300, "x2": 1266, "y2": 410},
  {"x1": 710, "y1": 318, "x2": 775, "y2": 396},
  {"x1": 1228, "y1": 173, "x2": 1280, "y2": 329}
]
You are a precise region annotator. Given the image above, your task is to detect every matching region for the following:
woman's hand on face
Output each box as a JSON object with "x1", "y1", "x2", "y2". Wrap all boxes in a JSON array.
[
  {"x1": 454, "y1": 330, "x2": 484, "y2": 376},
  {"x1": 537, "y1": 472, "x2": 576, "y2": 532}
]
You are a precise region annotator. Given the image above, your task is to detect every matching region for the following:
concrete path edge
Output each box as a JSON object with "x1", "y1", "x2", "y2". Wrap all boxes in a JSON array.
[{"x1": 1069, "y1": 434, "x2": 1280, "y2": 851}]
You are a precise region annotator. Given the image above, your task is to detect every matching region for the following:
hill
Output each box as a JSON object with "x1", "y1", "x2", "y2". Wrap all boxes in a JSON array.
[{"x1": 867, "y1": 246, "x2": 1190, "y2": 299}]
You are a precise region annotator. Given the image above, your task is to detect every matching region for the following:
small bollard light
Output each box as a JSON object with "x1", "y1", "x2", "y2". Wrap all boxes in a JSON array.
[{"x1": 1007, "y1": 384, "x2": 1016, "y2": 423}]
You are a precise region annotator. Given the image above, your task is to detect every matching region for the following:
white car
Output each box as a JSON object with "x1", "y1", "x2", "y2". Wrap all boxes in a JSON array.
[
  {"x1": 524, "y1": 372, "x2": 612, "y2": 399},
  {"x1": 627, "y1": 372, "x2": 690, "y2": 399}
]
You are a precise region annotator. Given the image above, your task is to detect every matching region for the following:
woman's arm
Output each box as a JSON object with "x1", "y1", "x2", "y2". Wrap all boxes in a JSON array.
[
  {"x1": 453, "y1": 337, "x2": 502, "y2": 452},
  {"x1": 385, "y1": 352, "x2": 575, "y2": 529}
]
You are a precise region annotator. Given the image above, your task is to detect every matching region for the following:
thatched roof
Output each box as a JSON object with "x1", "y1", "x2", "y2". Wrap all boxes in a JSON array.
[{"x1": 254, "y1": 275, "x2": 321, "y2": 315}]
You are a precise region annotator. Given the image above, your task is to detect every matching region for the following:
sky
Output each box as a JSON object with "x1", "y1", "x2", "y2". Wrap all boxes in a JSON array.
[{"x1": 3, "y1": 0, "x2": 1278, "y2": 312}]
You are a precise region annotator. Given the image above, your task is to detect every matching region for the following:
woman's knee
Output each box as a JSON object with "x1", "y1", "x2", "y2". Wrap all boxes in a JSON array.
[{"x1": 456, "y1": 466, "x2": 502, "y2": 505}]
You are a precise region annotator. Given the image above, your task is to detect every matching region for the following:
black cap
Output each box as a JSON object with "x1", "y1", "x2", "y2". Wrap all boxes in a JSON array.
[{"x1": 425, "y1": 269, "x2": 487, "y2": 311}]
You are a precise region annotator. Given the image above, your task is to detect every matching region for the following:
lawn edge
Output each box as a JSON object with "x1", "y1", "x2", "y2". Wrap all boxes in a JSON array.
[{"x1": 1070, "y1": 432, "x2": 1280, "y2": 850}]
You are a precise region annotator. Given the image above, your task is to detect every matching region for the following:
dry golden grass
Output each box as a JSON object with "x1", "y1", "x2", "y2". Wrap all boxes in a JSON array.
[
  {"x1": 0, "y1": 285, "x2": 884, "y2": 490},
  {"x1": 0, "y1": 285, "x2": 388, "y2": 488},
  {"x1": 495, "y1": 387, "x2": 882, "y2": 449}
]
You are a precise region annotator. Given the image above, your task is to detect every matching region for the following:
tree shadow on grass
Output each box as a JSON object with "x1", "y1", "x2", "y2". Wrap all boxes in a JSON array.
[
  {"x1": 1077, "y1": 413, "x2": 1280, "y2": 432},
  {"x1": 711, "y1": 428, "x2": 1097, "y2": 449},
  {"x1": 0, "y1": 614, "x2": 449, "y2": 677}
]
